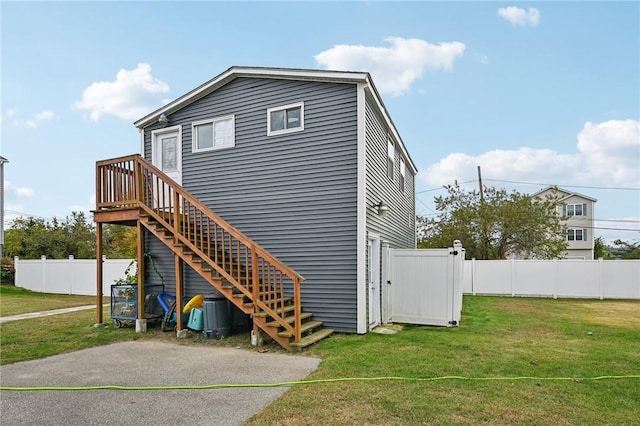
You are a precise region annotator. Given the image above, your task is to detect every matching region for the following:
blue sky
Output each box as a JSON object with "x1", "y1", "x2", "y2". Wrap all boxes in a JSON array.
[{"x1": 2, "y1": 1, "x2": 639, "y2": 244}]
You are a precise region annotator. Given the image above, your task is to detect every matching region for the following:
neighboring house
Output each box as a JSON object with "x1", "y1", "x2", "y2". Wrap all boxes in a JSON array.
[
  {"x1": 533, "y1": 186, "x2": 597, "y2": 260},
  {"x1": 94, "y1": 66, "x2": 417, "y2": 349}
]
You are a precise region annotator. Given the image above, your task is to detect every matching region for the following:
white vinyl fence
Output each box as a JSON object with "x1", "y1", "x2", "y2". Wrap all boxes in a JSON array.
[
  {"x1": 463, "y1": 258, "x2": 640, "y2": 299},
  {"x1": 14, "y1": 256, "x2": 135, "y2": 297}
]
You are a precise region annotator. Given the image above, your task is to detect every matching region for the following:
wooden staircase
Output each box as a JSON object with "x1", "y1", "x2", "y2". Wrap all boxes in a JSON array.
[{"x1": 94, "y1": 154, "x2": 333, "y2": 351}]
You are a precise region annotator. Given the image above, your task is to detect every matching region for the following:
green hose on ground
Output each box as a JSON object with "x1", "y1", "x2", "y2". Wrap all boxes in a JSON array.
[{"x1": 1, "y1": 374, "x2": 638, "y2": 391}]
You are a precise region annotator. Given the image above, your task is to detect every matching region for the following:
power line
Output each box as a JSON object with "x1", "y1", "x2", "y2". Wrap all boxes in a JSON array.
[
  {"x1": 483, "y1": 178, "x2": 640, "y2": 191},
  {"x1": 415, "y1": 180, "x2": 478, "y2": 194},
  {"x1": 417, "y1": 179, "x2": 640, "y2": 193}
]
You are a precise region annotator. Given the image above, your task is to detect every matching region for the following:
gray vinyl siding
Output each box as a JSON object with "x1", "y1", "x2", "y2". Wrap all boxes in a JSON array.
[
  {"x1": 365, "y1": 100, "x2": 416, "y2": 248},
  {"x1": 144, "y1": 77, "x2": 359, "y2": 332}
]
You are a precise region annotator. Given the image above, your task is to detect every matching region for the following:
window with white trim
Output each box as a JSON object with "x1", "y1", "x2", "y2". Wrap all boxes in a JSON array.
[
  {"x1": 566, "y1": 228, "x2": 587, "y2": 241},
  {"x1": 192, "y1": 115, "x2": 235, "y2": 152},
  {"x1": 387, "y1": 138, "x2": 394, "y2": 180},
  {"x1": 399, "y1": 158, "x2": 406, "y2": 192},
  {"x1": 267, "y1": 102, "x2": 304, "y2": 136},
  {"x1": 563, "y1": 203, "x2": 587, "y2": 217}
]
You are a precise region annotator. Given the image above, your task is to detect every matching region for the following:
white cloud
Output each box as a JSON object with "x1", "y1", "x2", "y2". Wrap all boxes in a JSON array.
[
  {"x1": 74, "y1": 63, "x2": 170, "y2": 122},
  {"x1": 11, "y1": 109, "x2": 57, "y2": 128},
  {"x1": 498, "y1": 6, "x2": 541, "y2": 27},
  {"x1": 421, "y1": 148, "x2": 577, "y2": 188},
  {"x1": 420, "y1": 119, "x2": 640, "y2": 189},
  {"x1": 576, "y1": 119, "x2": 640, "y2": 184},
  {"x1": 4, "y1": 180, "x2": 35, "y2": 198},
  {"x1": 3, "y1": 204, "x2": 25, "y2": 226},
  {"x1": 314, "y1": 37, "x2": 465, "y2": 96},
  {"x1": 15, "y1": 187, "x2": 35, "y2": 198}
]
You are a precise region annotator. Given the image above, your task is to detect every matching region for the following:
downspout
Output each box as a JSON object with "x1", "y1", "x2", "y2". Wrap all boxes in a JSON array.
[{"x1": 139, "y1": 128, "x2": 145, "y2": 157}]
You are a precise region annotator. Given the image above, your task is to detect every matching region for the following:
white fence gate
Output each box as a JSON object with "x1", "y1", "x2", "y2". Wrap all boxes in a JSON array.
[{"x1": 386, "y1": 241, "x2": 464, "y2": 327}]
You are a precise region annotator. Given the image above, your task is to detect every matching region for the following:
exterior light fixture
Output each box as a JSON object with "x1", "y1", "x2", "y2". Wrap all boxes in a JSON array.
[
  {"x1": 375, "y1": 201, "x2": 389, "y2": 217},
  {"x1": 158, "y1": 113, "x2": 169, "y2": 126}
]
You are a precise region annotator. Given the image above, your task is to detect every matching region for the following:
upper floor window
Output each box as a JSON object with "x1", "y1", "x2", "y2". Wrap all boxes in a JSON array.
[
  {"x1": 566, "y1": 228, "x2": 587, "y2": 241},
  {"x1": 387, "y1": 138, "x2": 394, "y2": 180},
  {"x1": 399, "y1": 158, "x2": 406, "y2": 192},
  {"x1": 192, "y1": 115, "x2": 235, "y2": 152},
  {"x1": 267, "y1": 102, "x2": 304, "y2": 136},
  {"x1": 564, "y1": 203, "x2": 587, "y2": 217}
]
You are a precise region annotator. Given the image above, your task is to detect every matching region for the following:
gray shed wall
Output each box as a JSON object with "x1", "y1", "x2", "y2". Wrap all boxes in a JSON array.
[
  {"x1": 365, "y1": 99, "x2": 416, "y2": 248},
  {"x1": 143, "y1": 77, "x2": 359, "y2": 332}
]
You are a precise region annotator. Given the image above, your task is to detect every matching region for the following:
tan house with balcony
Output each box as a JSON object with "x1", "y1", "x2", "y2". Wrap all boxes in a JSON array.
[{"x1": 533, "y1": 186, "x2": 597, "y2": 260}]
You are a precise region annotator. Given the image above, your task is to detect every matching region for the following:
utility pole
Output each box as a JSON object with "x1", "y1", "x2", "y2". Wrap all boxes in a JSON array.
[
  {"x1": 477, "y1": 165, "x2": 484, "y2": 200},
  {"x1": 477, "y1": 165, "x2": 488, "y2": 259},
  {"x1": 0, "y1": 156, "x2": 8, "y2": 261}
]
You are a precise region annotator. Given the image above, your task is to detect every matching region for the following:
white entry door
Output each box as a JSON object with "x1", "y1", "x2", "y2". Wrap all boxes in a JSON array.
[
  {"x1": 151, "y1": 127, "x2": 182, "y2": 210},
  {"x1": 152, "y1": 126, "x2": 182, "y2": 185},
  {"x1": 368, "y1": 236, "x2": 381, "y2": 328}
]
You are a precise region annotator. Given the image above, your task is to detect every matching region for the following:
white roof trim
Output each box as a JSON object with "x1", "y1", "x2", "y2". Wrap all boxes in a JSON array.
[
  {"x1": 532, "y1": 186, "x2": 598, "y2": 202},
  {"x1": 134, "y1": 66, "x2": 369, "y2": 128},
  {"x1": 133, "y1": 66, "x2": 418, "y2": 174}
]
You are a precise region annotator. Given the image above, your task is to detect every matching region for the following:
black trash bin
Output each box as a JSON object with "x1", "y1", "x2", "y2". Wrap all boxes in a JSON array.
[
  {"x1": 230, "y1": 303, "x2": 251, "y2": 334},
  {"x1": 203, "y1": 293, "x2": 231, "y2": 339}
]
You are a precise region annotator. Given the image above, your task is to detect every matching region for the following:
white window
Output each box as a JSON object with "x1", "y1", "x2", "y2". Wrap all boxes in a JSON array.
[
  {"x1": 267, "y1": 102, "x2": 304, "y2": 136},
  {"x1": 564, "y1": 203, "x2": 587, "y2": 217},
  {"x1": 567, "y1": 228, "x2": 587, "y2": 241},
  {"x1": 399, "y1": 158, "x2": 406, "y2": 192},
  {"x1": 387, "y1": 138, "x2": 394, "y2": 180},
  {"x1": 192, "y1": 115, "x2": 235, "y2": 152}
]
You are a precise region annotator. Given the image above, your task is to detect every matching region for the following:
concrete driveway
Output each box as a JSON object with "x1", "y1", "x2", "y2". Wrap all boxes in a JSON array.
[{"x1": 0, "y1": 341, "x2": 320, "y2": 425}]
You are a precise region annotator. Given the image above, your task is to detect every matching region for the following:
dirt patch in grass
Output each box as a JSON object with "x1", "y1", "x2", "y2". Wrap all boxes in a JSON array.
[
  {"x1": 493, "y1": 298, "x2": 547, "y2": 314},
  {"x1": 573, "y1": 301, "x2": 640, "y2": 329}
]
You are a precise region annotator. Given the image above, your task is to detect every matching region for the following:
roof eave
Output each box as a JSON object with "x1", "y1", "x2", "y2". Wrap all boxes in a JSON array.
[
  {"x1": 533, "y1": 186, "x2": 597, "y2": 202},
  {"x1": 134, "y1": 66, "x2": 370, "y2": 129}
]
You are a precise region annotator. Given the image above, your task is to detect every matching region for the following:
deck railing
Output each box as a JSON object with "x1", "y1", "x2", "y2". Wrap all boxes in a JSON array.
[{"x1": 96, "y1": 154, "x2": 304, "y2": 343}]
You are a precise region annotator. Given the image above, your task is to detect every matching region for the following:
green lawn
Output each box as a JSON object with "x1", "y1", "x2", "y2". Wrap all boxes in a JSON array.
[
  {"x1": 249, "y1": 297, "x2": 640, "y2": 425},
  {"x1": 0, "y1": 285, "x2": 101, "y2": 316},
  {"x1": 1, "y1": 286, "x2": 638, "y2": 424}
]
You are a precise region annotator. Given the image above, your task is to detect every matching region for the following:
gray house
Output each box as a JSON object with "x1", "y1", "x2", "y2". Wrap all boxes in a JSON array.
[{"x1": 94, "y1": 66, "x2": 417, "y2": 349}]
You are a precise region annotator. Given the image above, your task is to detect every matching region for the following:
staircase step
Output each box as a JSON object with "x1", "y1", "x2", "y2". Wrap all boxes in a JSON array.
[
  {"x1": 289, "y1": 328, "x2": 334, "y2": 349},
  {"x1": 254, "y1": 304, "x2": 295, "y2": 318},
  {"x1": 278, "y1": 320, "x2": 323, "y2": 338},
  {"x1": 266, "y1": 312, "x2": 313, "y2": 328}
]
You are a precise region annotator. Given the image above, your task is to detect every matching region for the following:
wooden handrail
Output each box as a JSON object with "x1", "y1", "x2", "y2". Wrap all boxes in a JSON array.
[{"x1": 96, "y1": 154, "x2": 304, "y2": 343}]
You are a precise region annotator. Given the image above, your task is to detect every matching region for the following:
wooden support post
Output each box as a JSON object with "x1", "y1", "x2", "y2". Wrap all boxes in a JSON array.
[
  {"x1": 251, "y1": 248, "x2": 259, "y2": 308},
  {"x1": 137, "y1": 221, "x2": 145, "y2": 319},
  {"x1": 175, "y1": 253, "x2": 184, "y2": 330},
  {"x1": 293, "y1": 276, "x2": 301, "y2": 343},
  {"x1": 173, "y1": 187, "x2": 180, "y2": 244},
  {"x1": 95, "y1": 223, "x2": 103, "y2": 325}
]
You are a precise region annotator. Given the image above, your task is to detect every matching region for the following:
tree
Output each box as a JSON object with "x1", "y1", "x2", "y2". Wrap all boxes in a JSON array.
[
  {"x1": 5, "y1": 213, "x2": 138, "y2": 260},
  {"x1": 4, "y1": 217, "x2": 62, "y2": 259},
  {"x1": 418, "y1": 184, "x2": 568, "y2": 260},
  {"x1": 593, "y1": 236, "x2": 611, "y2": 259},
  {"x1": 611, "y1": 239, "x2": 640, "y2": 259},
  {"x1": 103, "y1": 225, "x2": 137, "y2": 259},
  {"x1": 63, "y1": 211, "x2": 96, "y2": 258},
  {"x1": 5, "y1": 213, "x2": 96, "y2": 259}
]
